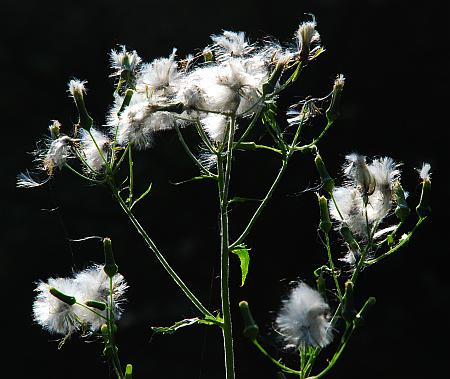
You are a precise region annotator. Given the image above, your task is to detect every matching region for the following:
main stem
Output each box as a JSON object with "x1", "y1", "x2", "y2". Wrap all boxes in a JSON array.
[{"x1": 217, "y1": 116, "x2": 236, "y2": 379}]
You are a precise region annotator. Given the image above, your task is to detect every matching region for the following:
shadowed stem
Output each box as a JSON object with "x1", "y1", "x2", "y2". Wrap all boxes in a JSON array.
[{"x1": 217, "y1": 116, "x2": 237, "y2": 379}]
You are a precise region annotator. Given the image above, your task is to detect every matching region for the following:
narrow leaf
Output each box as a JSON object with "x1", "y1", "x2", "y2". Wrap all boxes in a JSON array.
[
  {"x1": 130, "y1": 182, "x2": 152, "y2": 209},
  {"x1": 228, "y1": 197, "x2": 262, "y2": 205},
  {"x1": 231, "y1": 245, "x2": 250, "y2": 287}
]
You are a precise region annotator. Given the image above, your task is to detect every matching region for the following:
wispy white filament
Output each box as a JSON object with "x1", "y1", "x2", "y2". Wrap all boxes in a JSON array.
[{"x1": 276, "y1": 282, "x2": 332, "y2": 349}]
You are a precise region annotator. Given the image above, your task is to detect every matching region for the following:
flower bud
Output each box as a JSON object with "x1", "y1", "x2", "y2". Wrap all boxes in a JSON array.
[
  {"x1": 416, "y1": 177, "x2": 431, "y2": 219},
  {"x1": 202, "y1": 47, "x2": 213, "y2": 62},
  {"x1": 354, "y1": 297, "x2": 376, "y2": 328},
  {"x1": 263, "y1": 61, "x2": 284, "y2": 94},
  {"x1": 316, "y1": 271, "x2": 326, "y2": 296},
  {"x1": 118, "y1": 89, "x2": 134, "y2": 116},
  {"x1": 341, "y1": 281, "x2": 356, "y2": 322},
  {"x1": 125, "y1": 364, "x2": 133, "y2": 379},
  {"x1": 239, "y1": 301, "x2": 259, "y2": 340},
  {"x1": 393, "y1": 181, "x2": 410, "y2": 221},
  {"x1": 340, "y1": 225, "x2": 359, "y2": 252},
  {"x1": 314, "y1": 153, "x2": 334, "y2": 193},
  {"x1": 85, "y1": 300, "x2": 107, "y2": 311},
  {"x1": 103, "y1": 237, "x2": 118, "y2": 278},
  {"x1": 49, "y1": 287, "x2": 76, "y2": 305},
  {"x1": 326, "y1": 74, "x2": 345, "y2": 123},
  {"x1": 318, "y1": 194, "x2": 332, "y2": 233}
]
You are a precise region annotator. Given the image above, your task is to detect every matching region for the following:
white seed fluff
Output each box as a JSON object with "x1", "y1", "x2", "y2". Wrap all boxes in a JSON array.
[
  {"x1": 276, "y1": 282, "x2": 332, "y2": 349},
  {"x1": 80, "y1": 128, "x2": 110, "y2": 172}
]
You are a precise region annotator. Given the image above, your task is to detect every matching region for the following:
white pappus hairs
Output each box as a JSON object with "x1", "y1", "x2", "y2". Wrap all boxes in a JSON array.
[
  {"x1": 276, "y1": 282, "x2": 332, "y2": 349},
  {"x1": 33, "y1": 265, "x2": 128, "y2": 336}
]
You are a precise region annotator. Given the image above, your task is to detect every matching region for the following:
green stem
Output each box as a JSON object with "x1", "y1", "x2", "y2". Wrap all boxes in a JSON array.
[
  {"x1": 367, "y1": 217, "x2": 425, "y2": 265},
  {"x1": 64, "y1": 163, "x2": 104, "y2": 184},
  {"x1": 325, "y1": 233, "x2": 342, "y2": 300},
  {"x1": 127, "y1": 147, "x2": 134, "y2": 205},
  {"x1": 217, "y1": 116, "x2": 236, "y2": 379},
  {"x1": 174, "y1": 123, "x2": 215, "y2": 176},
  {"x1": 108, "y1": 276, "x2": 124, "y2": 379},
  {"x1": 230, "y1": 158, "x2": 288, "y2": 249},
  {"x1": 109, "y1": 182, "x2": 213, "y2": 318},
  {"x1": 307, "y1": 324, "x2": 354, "y2": 379},
  {"x1": 252, "y1": 340, "x2": 300, "y2": 375},
  {"x1": 235, "y1": 107, "x2": 263, "y2": 145}
]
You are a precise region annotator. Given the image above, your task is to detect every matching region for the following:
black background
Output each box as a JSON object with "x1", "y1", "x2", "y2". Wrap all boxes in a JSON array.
[{"x1": 2, "y1": 0, "x2": 448, "y2": 378}]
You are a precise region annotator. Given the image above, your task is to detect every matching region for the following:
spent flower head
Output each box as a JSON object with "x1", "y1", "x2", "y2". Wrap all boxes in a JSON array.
[{"x1": 275, "y1": 282, "x2": 332, "y2": 349}]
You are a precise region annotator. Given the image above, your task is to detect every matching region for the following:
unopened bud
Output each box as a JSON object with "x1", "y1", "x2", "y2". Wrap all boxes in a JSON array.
[
  {"x1": 239, "y1": 301, "x2": 259, "y2": 340},
  {"x1": 85, "y1": 300, "x2": 107, "y2": 311},
  {"x1": 202, "y1": 48, "x2": 213, "y2": 62},
  {"x1": 318, "y1": 194, "x2": 332, "y2": 234},
  {"x1": 340, "y1": 225, "x2": 359, "y2": 252},
  {"x1": 314, "y1": 153, "x2": 334, "y2": 193},
  {"x1": 393, "y1": 181, "x2": 410, "y2": 221},
  {"x1": 263, "y1": 61, "x2": 284, "y2": 94},
  {"x1": 326, "y1": 74, "x2": 345, "y2": 122},
  {"x1": 354, "y1": 297, "x2": 376, "y2": 328},
  {"x1": 341, "y1": 281, "x2": 356, "y2": 322},
  {"x1": 49, "y1": 287, "x2": 76, "y2": 305},
  {"x1": 103, "y1": 238, "x2": 118, "y2": 278},
  {"x1": 416, "y1": 178, "x2": 431, "y2": 219},
  {"x1": 125, "y1": 364, "x2": 133, "y2": 379},
  {"x1": 118, "y1": 89, "x2": 134, "y2": 116}
]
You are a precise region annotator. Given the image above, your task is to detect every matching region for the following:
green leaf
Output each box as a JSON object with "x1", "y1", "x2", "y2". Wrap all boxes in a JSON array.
[
  {"x1": 171, "y1": 175, "x2": 217, "y2": 186},
  {"x1": 151, "y1": 315, "x2": 223, "y2": 335},
  {"x1": 151, "y1": 318, "x2": 201, "y2": 335},
  {"x1": 228, "y1": 197, "x2": 262, "y2": 205},
  {"x1": 130, "y1": 181, "x2": 152, "y2": 209},
  {"x1": 231, "y1": 244, "x2": 250, "y2": 287}
]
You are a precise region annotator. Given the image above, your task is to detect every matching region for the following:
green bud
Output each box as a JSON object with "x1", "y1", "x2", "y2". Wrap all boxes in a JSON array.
[
  {"x1": 234, "y1": 142, "x2": 257, "y2": 151},
  {"x1": 72, "y1": 87, "x2": 93, "y2": 130},
  {"x1": 416, "y1": 178, "x2": 431, "y2": 218},
  {"x1": 125, "y1": 364, "x2": 133, "y2": 379},
  {"x1": 202, "y1": 48, "x2": 213, "y2": 62},
  {"x1": 103, "y1": 238, "x2": 118, "y2": 278},
  {"x1": 318, "y1": 194, "x2": 332, "y2": 234},
  {"x1": 100, "y1": 324, "x2": 110, "y2": 342},
  {"x1": 316, "y1": 271, "x2": 326, "y2": 296},
  {"x1": 49, "y1": 287, "x2": 76, "y2": 305},
  {"x1": 341, "y1": 281, "x2": 356, "y2": 322},
  {"x1": 393, "y1": 182, "x2": 410, "y2": 221},
  {"x1": 85, "y1": 300, "x2": 107, "y2": 311},
  {"x1": 314, "y1": 153, "x2": 335, "y2": 193},
  {"x1": 118, "y1": 89, "x2": 134, "y2": 116},
  {"x1": 354, "y1": 297, "x2": 376, "y2": 328},
  {"x1": 263, "y1": 61, "x2": 285, "y2": 94},
  {"x1": 239, "y1": 301, "x2": 259, "y2": 340},
  {"x1": 340, "y1": 225, "x2": 359, "y2": 252},
  {"x1": 326, "y1": 74, "x2": 345, "y2": 123}
]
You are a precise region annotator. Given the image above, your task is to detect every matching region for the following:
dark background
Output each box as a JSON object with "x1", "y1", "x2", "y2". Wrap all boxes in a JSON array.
[{"x1": 2, "y1": 0, "x2": 447, "y2": 378}]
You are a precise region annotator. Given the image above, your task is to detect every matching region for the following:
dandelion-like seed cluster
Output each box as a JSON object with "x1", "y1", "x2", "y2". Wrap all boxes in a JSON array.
[
  {"x1": 33, "y1": 265, "x2": 127, "y2": 336},
  {"x1": 276, "y1": 282, "x2": 332, "y2": 349}
]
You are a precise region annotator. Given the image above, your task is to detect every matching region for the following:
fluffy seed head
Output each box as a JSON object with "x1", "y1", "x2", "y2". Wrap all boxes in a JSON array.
[
  {"x1": 276, "y1": 282, "x2": 332, "y2": 349},
  {"x1": 418, "y1": 163, "x2": 431, "y2": 181},
  {"x1": 211, "y1": 30, "x2": 253, "y2": 61},
  {"x1": 68, "y1": 79, "x2": 87, "y2": 98},
  {"x1": 80, "y1": 128, "x2": 110, "y2": 172},
  {"x1": 33, "y1": 277, "x2": 82, "y2": 336}
]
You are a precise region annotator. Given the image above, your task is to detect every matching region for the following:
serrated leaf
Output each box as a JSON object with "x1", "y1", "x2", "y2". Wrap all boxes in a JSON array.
[
  {"x1": 151, "y1": 315, "x2": 223, "y2": 335},
  {"x1": 231, "y1": 245, "x2": 250, "y2": 287},
  {"x1": 151, "y1": 318, "x2": 201, "y2": 335}
]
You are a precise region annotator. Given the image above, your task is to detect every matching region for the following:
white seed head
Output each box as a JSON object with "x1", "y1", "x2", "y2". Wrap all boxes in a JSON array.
[
  {"x1": 296, "y1": 20, "x2": 321, "y2": 59},
  {"x1": 33, "y1": 277, "x2": 82, "y2": 336},
  {"x1": 211, "y1": 30, "x2": 253, "y2": 61},
  {"x1": 276, "y1": 282, "x2": 332, "y2": 349},
  {"x1": 73, "y1": 264, "x2": 128, "y2": 331},
  {"x1": 137, "y1": 49, "x2": 179, "y2": 93},
  {"x1": 110, "y1": 45, "x2": 142, "y2": 76},
  {"x1": 418, "y1": 162, "x2": 431, "y2": 181},
  {"x1": 68, "y1": 79, "x2": 87, "y2": 98},
  {"x1": 334, "y1": 74, "x2": 345, "y2": 91},
  {"x1": 80, "y1": 128, "x2": 110, "y2": 172}
]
